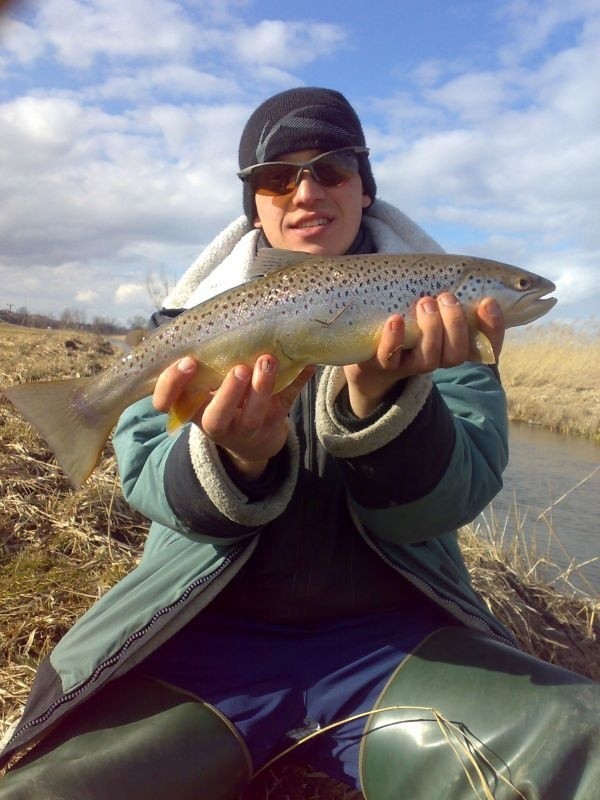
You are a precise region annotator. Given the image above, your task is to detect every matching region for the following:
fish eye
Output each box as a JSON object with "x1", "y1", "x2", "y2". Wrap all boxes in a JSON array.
[{"x1": 515, "y1": 277, "x2": 531, "y2": 291}]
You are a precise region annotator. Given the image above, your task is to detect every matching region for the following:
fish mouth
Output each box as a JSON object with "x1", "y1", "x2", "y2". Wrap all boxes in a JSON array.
[{"x1": 510, "y1": 282, "x2": 557, "y2": 325}]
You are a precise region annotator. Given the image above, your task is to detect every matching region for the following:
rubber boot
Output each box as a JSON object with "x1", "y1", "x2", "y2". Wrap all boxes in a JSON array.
[
  {"x1": 360, "y1": 626, "x2": 600, "y2": 800},
  {"x1": 0, "y1": 672, "x2": 252, "y2": 800}
]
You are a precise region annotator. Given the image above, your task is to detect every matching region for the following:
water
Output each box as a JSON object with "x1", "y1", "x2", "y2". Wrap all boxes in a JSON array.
[{"x1": 479, "y1": 422, "x2": 600, "y2": 596}]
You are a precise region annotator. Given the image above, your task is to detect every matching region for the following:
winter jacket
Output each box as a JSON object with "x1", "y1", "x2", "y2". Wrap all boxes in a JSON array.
[{"x1": 0, "y1": 201, "x2": 514, "y2": 769}]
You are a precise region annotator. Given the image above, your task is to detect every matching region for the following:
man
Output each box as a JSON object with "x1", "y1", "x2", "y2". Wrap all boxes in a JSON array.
[{"x1": 1, "y1": 87, "x2": 598, "y2": 800}]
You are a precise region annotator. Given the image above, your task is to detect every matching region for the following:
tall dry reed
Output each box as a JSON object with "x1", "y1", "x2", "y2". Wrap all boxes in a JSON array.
[{"x1": 500, "y1": 321, "x2": 600, "y2": 439}]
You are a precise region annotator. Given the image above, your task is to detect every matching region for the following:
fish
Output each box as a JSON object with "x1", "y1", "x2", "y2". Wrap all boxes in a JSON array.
[{"x1": 3, "y1": 249, "x2": 556, "y2": 488}]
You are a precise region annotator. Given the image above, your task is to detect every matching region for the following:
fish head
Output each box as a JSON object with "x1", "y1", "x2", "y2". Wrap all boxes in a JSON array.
[{"x1": 454, "y1": 258, "x2": 557, "y2": 328}]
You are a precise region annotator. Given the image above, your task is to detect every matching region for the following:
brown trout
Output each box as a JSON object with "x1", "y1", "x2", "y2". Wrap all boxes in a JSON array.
[{"x1": 3, "y1": 249, "x2": 556, "y2": 487}]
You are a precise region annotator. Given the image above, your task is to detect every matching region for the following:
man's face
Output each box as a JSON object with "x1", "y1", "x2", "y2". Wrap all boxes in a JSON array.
[{"x1": 253, "y1": 149, "x2": 372, "y2": 256}]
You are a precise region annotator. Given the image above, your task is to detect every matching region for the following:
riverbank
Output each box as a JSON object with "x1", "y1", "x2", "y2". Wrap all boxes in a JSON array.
[{"x1": 1, "y1": 325, "x2": 598, "y2": 799}]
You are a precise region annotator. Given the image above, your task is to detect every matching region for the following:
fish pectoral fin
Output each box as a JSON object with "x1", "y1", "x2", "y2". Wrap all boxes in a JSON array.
[
  {"x1": 166, "y1": 362, "x2": 224, "y2": 434},
  {"x1": 468, "y1": 329, "x2": 496, "y2": 364}
]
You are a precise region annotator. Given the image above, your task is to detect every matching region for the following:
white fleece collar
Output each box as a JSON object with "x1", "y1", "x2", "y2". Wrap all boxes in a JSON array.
[{"x1": 163, "y1": 199, "x2": 444, "y2": 310}]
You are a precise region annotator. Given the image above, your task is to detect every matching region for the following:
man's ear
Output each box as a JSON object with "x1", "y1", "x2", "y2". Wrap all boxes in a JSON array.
[
  {"x1": 362, "y1": 194, "x2": 372, "y2": 209},
  {"x1": 253, "y1": 216, "x2": 263, "y2": 229}
]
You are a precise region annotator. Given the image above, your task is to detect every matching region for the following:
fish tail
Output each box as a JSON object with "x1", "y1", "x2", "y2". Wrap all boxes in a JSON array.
[{"x1": 3, "y1": 377, "x2": 123, "y2": 488}]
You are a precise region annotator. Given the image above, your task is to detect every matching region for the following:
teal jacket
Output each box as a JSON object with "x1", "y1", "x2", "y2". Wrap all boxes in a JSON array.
[{"x1": 0, "y1": 361, "x2": 514, "y2": 768}]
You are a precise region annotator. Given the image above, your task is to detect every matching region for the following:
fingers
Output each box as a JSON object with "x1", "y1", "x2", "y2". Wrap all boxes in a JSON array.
[
  {"x1": 405, "y1": 294, "x2": 469, "y2": 371},
  {"x1": 375, "y1": 315, "x2": 405, "y2": 369},
  {"x1": 476, "y1": 297, "x2": 505, "y2": 360},
  {"x1": 435, "y1": 293, "x2": 469, "y2": 366},
  {"x1": 153, "y1": 356, "x2": 198, "y2": 412},
  {"x1": 201, "y1": 357, "x2": 275, "y2": 440}
]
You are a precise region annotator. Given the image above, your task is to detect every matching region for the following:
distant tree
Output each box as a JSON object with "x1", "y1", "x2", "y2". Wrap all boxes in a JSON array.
[
  {"x1": 146, "y1": 267, "x2": 173, "y2": 310},
  {"x1": 60, "y1": 307, "x2": 87, "y2": 331},
  {"x1": 128, "y1": 315, "x2": 149, "y2": 330},
  {"x1": 91, "y1": 315, "x2": 121, "y2": 335},
  {"x1": 16, "y1": 306, "x2": 29, "y2": 325}
]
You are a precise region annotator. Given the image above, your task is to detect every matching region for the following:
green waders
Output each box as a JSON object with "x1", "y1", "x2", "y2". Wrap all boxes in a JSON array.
[
  {"x1": 0, "y1": 673, "x2": 252, "y2": 800},
  {"x1": 360, "y1": 627, "x2": 600, "y2": 800}
]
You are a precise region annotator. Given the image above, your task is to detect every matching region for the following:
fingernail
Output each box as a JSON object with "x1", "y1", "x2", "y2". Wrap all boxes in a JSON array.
[
  {"x1": 259, "y1": 356, "x2": 275, "y2": 375},
  {"x1": 234, "y1": 365, "x2": 250, "y2": 380},
  {"x1": 388, "y1": 316, "x2": 404, "y2": 331},
  {"x1": 438, "y1": 294, "x2": 459, "y2": 306},
  {"x1": 422, "y1": 299, "x2": 438, "y2": 314},
  {"x1": 177, "y1": 356, "x2": 196, "y2": 373}
]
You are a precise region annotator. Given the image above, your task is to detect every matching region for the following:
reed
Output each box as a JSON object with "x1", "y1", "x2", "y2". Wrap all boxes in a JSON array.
[
  {"x1": 500, "y1": 321, "x2": 600, "y2": 440},
  {"x1": 0, "y1": 324, "x2": 598, "y2": 799}
]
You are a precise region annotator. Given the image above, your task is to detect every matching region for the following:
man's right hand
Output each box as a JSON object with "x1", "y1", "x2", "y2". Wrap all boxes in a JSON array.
[{"x1": 153, "y1": 356, "x2": 315, "y2": 480}]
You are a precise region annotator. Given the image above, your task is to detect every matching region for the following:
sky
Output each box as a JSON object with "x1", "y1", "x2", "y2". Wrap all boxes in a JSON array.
[{"x1": 0, "y1": 0, "x2": 598, "y2": 327}]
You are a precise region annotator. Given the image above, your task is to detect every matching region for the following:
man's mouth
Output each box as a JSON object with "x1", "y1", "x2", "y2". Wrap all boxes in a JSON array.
[{"x1": 294, "y1": 217, "x2": 331, "y2": 230}]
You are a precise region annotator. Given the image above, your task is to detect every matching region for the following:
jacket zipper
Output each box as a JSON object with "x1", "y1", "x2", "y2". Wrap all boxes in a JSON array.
[{"x1": 7, "y1": 541, "x2": 248, "y2": 749}]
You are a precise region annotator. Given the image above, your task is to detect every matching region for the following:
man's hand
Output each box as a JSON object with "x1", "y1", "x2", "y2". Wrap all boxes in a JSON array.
[
  {"x1": 153, "y1": 356, "x2": 314, "y2": 480},
  {"x1": 343, "y1": 294, "x2": 505, "y2": 418}
]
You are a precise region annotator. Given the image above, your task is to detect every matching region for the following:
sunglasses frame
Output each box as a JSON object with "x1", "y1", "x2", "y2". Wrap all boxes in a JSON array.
[{"x1": 237, "y1": 146, "x2": 370, "y2": 196}]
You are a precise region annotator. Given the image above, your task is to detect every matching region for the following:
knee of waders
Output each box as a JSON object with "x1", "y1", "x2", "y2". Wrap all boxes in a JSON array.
[
  {"x1": 359, "y1": 626, "x2": 600, "y2": 800},
  {"x1": 1, "y1": 673, "x2": 252, "y2": 800}
]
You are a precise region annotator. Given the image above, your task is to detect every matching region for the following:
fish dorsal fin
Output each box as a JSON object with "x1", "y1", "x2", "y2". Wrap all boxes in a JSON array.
[{"x1": 248, "y1": 248, "x2": 312, "y2": 279}]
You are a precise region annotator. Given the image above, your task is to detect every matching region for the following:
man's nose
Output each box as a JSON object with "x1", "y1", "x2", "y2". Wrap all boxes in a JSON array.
[{"x1": 292, "y1": 170, "x2": 326, "y2": 202}]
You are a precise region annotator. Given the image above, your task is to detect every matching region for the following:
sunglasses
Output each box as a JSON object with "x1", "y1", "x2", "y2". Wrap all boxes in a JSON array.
[{"x1": 237, "y1": 146, "x2": 369, "y2": 197}]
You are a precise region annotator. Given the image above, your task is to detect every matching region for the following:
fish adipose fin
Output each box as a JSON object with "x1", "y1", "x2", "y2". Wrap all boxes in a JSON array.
[{"x1": 3, "y1": 378, "x2": 122, "y2": 489}]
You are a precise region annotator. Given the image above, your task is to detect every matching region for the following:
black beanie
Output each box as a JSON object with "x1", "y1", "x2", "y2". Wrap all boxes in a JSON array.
[{"x1": 238, "y1": 86, "x2": 376, "y2": 221}]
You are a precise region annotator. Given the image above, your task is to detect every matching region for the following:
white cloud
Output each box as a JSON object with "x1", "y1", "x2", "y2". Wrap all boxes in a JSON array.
[
  {"x1": 75, "y1": 289, "x2": 99, "y2": 302},
  {"x1": 115, "y1": 283, "x2": 145, "y2": 304},
  {"x1": 231, "y1": 19, "x2": 347, "y2": 66},
  {"x1": 36, "y1": 0, "x2": 197, "y2": 69},
  {"x1": 1, "y1": 18, "x2": 45, "y2": 64},
  {"x1": 0, "y1": 0, "x2": 598, "y2": 325},
  {"x1": 374, "y1": 2, "x2": 600, "y2": 311},
  {"x1": 93, "y1": 66, "x2": 238, "y2": 102}
]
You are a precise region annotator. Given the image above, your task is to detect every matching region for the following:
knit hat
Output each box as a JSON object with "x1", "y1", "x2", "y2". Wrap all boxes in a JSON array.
[{"x1": 238, "y1": 87, "x2": 376, "y2": 221}]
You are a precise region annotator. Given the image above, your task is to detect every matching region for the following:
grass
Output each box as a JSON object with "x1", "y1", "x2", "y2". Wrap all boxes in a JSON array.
[
  {"x1": 500, "y1": 321, "x2": 600, "y2": 440},
  {"x1": 0, "y1": 322, "x2": 598, "y2": 798}
]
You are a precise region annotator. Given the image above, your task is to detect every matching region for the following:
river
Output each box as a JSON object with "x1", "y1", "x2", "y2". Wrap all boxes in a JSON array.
[{"x1": 479, "y1": 422, "x2": 600, "y2": 597}]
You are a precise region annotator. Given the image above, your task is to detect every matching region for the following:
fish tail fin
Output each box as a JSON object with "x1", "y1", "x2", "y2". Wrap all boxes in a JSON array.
[{"x1": 3, "y1": 377, "x2": 121, "y2": 488}]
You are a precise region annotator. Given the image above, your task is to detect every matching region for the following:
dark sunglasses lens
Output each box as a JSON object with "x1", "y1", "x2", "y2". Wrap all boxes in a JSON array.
[
  {"x1": 250, "y1": 150, "x2": 360, "y2": 196},
  {"x1": 251, "y1": 164, "x2": 298, "y2": 196},
  {"x1": 313, "y1": 158, "x2": 354, "y2": 186}
]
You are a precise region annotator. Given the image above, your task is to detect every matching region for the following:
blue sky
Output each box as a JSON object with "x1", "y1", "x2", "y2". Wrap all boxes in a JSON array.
[{"x1": 1, "y1": 0, "x2": 598, "y2": 326}]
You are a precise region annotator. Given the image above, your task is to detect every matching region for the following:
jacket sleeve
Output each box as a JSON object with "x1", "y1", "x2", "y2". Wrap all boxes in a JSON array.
[
  {"x1": 113, "y1": 396, "x2": 300, "y2": 544},
  {"x1": 316, "y1": 363, "x2": 508, "y2": 544}
]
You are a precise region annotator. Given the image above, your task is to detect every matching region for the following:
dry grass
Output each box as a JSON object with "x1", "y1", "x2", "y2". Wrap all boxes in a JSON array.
[
  {"x1": 0, "y1": 324, "x2": 598, "y2": 799},
  {"x1": 501, "y1": 321, "x2": 600, "y2": 439}
]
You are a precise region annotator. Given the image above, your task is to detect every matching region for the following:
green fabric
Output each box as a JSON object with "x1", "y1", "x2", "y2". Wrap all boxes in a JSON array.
[
  {"x1": 1, "y1": 674, "x2": 251, "y2": 800},
  {"x1": 2, "y1": 361, "x2": 514, "y2": 766},
  {"x1": 360, "y1": 627, "x2": 600, "y2": 800}
]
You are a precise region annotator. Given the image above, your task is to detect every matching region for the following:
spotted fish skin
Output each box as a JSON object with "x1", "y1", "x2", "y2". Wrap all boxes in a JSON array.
[{"x1": 3, "y1": 250, "x2": 556, "y2": 487}]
